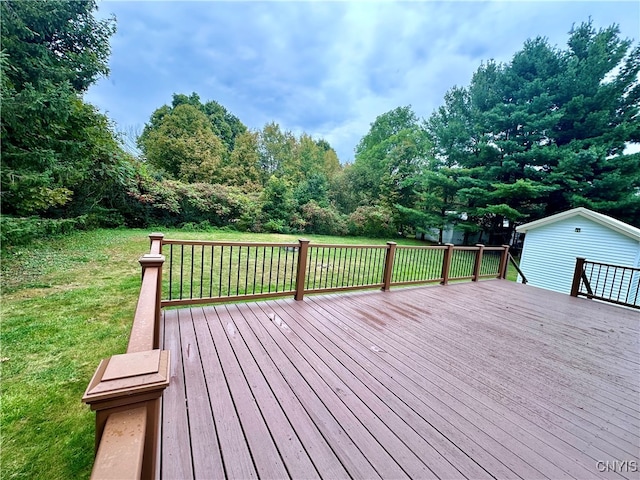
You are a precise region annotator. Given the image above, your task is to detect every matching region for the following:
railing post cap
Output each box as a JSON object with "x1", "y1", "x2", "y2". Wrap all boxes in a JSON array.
[
  {"x1": 445, "y1": 243, "x2": 454, "y2": 246},
  {"x1": 387, "y1": 241, "x2": 397, "y2": 246},
  {"x1": 298, "y1": 238, "x2": 310, "y2": 244},
  {"x1": 149, "y1": 232, "x2": 164, "y2": 240},
  {"x1": 502, "y1": 244, "x2": 510, "y2": 249},
  {"x1": 475, "y1": 243, "x2": 485, "y2": 247},
  {"x1": 83, "y1": 350, "x2": 170, "y2": 409},
  {"x1": 139, "y1": 253, "x2": 165, "y2": 267}
]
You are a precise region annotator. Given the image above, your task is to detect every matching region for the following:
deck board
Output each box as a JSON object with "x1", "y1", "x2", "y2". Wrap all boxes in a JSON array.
[
  {"x1": 160, "y1": 280, "x2": 640, "y2": 479},
  {"x1": 210, "y1": 305, "x2": 320, "y2": 479},
  {"x1": 303, "y1": 294, "x2": 579, "y2": 479},
  {"x1": 241, "y1": 301, "x2": 411, "y2": 479},
  {"x1": 190, "y1": 307, "x2": 258, "y2": 480},
  {"x1": 246, "y1": 301, "x2": 436, "y2": 480},
  {"x1": 305, "y1": 292, "x2": 619, "y2": 479},
  {"x1": 340, "y1": 293, "x2": 639, "y2": 443},
  {"x1": 223, "y1": 304, "x2": 350, "y2": 479},
  {"x1": 160, "y1": 308, "x2": 194, "y2": 480},
  {"x1": 263, "y1": 298, "x2": 496, "y2": 480},
  {"x1": 233, "y1": 302, "x2": 384, "y2": 479}
]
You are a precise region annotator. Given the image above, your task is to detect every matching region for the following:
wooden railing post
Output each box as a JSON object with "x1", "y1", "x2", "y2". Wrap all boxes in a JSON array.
[
  {"x1": 149, "y1": 232, "x2": 164, "y2": 254},
  {"x1": 570, "y1": 257, "x2": 586, "y2": 297},
  {"x1": 85, "y1": 233, "x2": 170, "y2": 480},
  {"x1": 441, "y1": 243, "x2": 454, "y2": 285},
  {"x1": 83, "y1": 350, "x2": 170, "y2": 480},
  {"x1": 498, "y1": 244, "x2": 510, "y2": 279},
  {"x1": 381, "y1": 242, "x2": 397, "y2": 291},
  {"x1": 139, "y1": 254, "x2": 165, "y2": 350},
  {"x1": 472, "y1": 244, "x2": 485, "y2": 282},
  {"x1": 295, "y1": 239, "x2": 310, "y2": 301}
]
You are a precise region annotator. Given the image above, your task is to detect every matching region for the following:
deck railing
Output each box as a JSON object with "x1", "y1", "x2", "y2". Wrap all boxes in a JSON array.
[
  {"x1": 508, "y1": 252, "x2": 528, "y2": 284},
  {"x1": 83, "y1": 233, "x2": 170, "y2": 480},
  {"x1": 570, "y1": 257, "x2": 640, "y2": 309},
  {"x1": 160, "y1": 238, "x2": 511, "y2": 305},
  {"x1": 303, "y1": 243, "x2": 389, "y2": 294},
  {"x1": 162, "y1": 239, "x2": 300, "y2": 306},
  {"x1": 82, "y1": 235, "x2": 511, "y2": 479}
]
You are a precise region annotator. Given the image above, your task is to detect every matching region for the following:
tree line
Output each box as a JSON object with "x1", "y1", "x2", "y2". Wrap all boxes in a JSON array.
[{"x1": 2, "y1": 0, "x2": 639, "y2": 246}]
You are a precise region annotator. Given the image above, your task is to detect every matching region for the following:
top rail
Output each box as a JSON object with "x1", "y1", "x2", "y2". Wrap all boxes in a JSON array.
[
  {"x1": 308, "y1": 243, "x2": 389, "y2": 249},
  {"x1": 128, "y1": 254, "x2": 164, "y2": 352},
  {"x1": 579, "y1": 259, "x2": 640, "y2": 272},
  {"x1": 162, "y1": 239, "x2": 299, "y2": 248}
]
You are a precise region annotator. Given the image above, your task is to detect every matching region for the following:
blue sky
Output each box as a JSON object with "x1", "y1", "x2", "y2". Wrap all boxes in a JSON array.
[{"x1": 87, "y1": 1, "x2": 640, "y2": 162}]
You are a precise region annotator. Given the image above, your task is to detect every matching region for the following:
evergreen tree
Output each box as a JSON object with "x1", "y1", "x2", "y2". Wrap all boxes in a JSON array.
[
  {"x1": 427, "y1": 20, "x2": 640, "y2": 239},
  {"x1": 1, "y1": 0, "x2": 121, "y2": 216}
]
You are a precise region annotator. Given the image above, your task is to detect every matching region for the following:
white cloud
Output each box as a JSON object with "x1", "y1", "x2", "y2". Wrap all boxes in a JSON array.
[{"x1": 88, "y1": 0, "x2": 640, "y2": 162}]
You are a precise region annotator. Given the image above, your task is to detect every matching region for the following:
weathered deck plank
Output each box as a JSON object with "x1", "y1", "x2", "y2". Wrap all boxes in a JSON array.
[
  {"x1": 258, "y1": 299, "x2": 496, "y2": 480},
  {"x1": 207, "y1": 305, "x2": 319, "y2": 479},
  {"x1": 303, "y1": 294, "x2": 584, "y2": 479},
  {"x1": 189, "y1": 307, "x2": 258, "y2": 479},
  {"x1": 221, "y1": 304, "x2": 351, "y2": 479},
  {"x1": 160, "y1": 308, "x2": 194, "y2": 480},
  {"x1": 330, "y1": 291, "x2": 639, "y2": 447},
  {"x1": 232, "y1": 303, "x2": 384, "y2": 479},
  {"x1": 241, "y1": 301, "x2": 410, "y2": 479},
  {"x1": 160, "y1": 280, "x2": 640, "y2": 479},
  {"x1": 177, "y1": 308, "x2": 225, "y2": 479},
  {"x1": 306, "y1": 291, "x2": 623, "y2": 479},
  {"x1": 244, "y1": 301, "x2": 435, "y2": 479}
]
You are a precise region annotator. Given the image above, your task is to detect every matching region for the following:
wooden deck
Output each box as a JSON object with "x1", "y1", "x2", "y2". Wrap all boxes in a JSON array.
[{"x1": 159, "y1": 280, "x2": 639, "y2": 479}]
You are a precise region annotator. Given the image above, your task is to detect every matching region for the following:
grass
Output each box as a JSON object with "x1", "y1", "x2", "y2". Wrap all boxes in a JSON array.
[
  {"x1": 1, "y1": 227, "x2": 517, "y2": 479},
  {"x1": 1, "y1": 229, "x2": 151, "y2": 480}
]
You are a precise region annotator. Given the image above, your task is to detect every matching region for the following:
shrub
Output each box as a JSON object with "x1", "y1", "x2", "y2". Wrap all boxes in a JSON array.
[
  {"x1": 300, "y1": 201, "x2": 348, "y2": 236},
  {"x1": 348, "y1": 205, "x2": 397, "y2": 238},
  {"x1": 1, "y1": 216, "x2": 87, "y2": 247},
  {"x1": 263, "y1": 219, "x2": 289, "y2": 234},
  {"x1": 229, "y1": 192, "x2": 261, "y2": 232},
  {"x1": 127, "y1": 177, "x2": 262, "y2": 229}
]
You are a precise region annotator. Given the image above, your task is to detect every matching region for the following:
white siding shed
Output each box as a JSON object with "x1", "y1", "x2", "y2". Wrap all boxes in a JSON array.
[{"x1": 515, "y1": 207, "x2": 640, "y2": 295}]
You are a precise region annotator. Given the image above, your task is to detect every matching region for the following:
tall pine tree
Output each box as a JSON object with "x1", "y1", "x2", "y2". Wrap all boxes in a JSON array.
[{"x1": 426, "y1": 20, "x2": 640, "y2": 240}]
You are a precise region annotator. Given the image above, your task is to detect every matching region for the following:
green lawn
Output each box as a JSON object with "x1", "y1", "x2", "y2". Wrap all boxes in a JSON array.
[{"x1": 1, "y1": 228, "x2": 518, "y2": 479}]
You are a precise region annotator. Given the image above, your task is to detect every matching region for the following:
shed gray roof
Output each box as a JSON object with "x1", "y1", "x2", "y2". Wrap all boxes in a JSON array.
[{"x1": 516, "y1": 207, "x2": 640, "y2": 242}]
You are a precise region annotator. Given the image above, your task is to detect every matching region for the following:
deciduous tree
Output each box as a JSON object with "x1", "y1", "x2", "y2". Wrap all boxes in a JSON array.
[
  {"x1": 351, "y1": 106, "x2": 431, "y2": 228},
  {"x1": 139, "y1": 104, "x2": 226, "y2": 183}
]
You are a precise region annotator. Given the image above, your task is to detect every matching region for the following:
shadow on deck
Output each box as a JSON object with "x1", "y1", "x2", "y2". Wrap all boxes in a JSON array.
[{"x1": 159, "y1": 280, "x2": 640, "y2": 479}]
